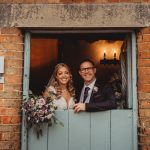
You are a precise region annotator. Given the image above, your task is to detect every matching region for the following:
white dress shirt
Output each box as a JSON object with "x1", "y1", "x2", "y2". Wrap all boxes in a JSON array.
[{"x1": 79, "y1": 78, "x2": 96, "y2": 103}]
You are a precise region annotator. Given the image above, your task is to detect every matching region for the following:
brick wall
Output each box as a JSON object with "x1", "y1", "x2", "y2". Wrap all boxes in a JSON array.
[
  {"x1": 138, "y1": 27, "x2": 150, "y2": 150},
  {"x1": 0, "y1": 28, "x2": 23, "y2": 149}
]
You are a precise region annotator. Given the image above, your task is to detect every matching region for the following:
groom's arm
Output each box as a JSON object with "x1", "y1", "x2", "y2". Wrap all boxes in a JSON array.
[
  {"x1": 86, "y1": 85, "x2": 117, "y2": 112},
  {"x1": 73, "y1": 84, "x2": 117, "y2": 112}
]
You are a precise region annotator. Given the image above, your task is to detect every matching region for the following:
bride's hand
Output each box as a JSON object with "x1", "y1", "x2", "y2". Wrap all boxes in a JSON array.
[
  {"x1": 73, "y1": 103, "x2": 85, "y2": 113},
  {"x1": 43, "y1": 90, "x2": 49, "y2": 98}
]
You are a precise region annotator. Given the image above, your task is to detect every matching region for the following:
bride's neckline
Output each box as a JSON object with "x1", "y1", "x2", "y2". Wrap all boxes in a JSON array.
[{"x1": 61, "y1": 89, "x2": 67, "y2": 92}]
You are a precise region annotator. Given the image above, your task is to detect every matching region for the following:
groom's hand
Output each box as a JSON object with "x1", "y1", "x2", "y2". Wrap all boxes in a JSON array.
[{"x1": 73, "y1": 103, "x2": 86, "y2": 112}]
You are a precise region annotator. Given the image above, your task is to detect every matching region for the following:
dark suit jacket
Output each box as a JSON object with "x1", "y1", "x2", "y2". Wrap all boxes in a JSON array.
[{"x1": 76, "y1": 80, "x2": 117, "y2": 112}]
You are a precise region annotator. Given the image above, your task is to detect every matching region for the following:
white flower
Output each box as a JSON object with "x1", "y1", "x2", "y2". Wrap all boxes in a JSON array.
[{"x1": 93, "y1": 86, "x2": 98, "y2": 93}]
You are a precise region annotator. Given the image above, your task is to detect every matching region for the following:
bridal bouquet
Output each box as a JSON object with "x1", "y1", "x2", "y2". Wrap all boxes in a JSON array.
[{"x1": 22, "y1": 90, "x2": 62, "y2": 138}]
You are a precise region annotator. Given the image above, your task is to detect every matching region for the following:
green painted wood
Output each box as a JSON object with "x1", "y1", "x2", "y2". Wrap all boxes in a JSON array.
[
  {"x1": 69, "y1": 110, "x2": 90, "y2": 150},
  {"x1": 111, "y1": 110, "x2": 133, "y2": 150},
  {"x1": 25, "y1": 30, "x2": 137, "y2": 150},
  {"x1": 91, "y1": 111, "x2": 110, "y2": 150},
  {"x1": 28, "y1": 124, "x2": 48, "y2": 150},
  {"x1": 131, "y1": 31, "x2": 138, "y2": 150},
  {"x1": 22, "y1": 32, "x2": 31, "y2": 150},
  {"x1": 48, "y1": 110, "x2": 69, "y2": 150}
]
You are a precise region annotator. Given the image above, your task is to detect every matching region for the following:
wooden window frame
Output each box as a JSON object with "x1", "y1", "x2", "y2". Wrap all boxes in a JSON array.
[{"x1": 22, "y1": 30, "x2": 137, "y2": 150}]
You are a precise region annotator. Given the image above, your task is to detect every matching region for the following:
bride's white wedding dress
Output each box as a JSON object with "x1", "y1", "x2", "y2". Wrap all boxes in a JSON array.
[{"x1": 48, "y1": 86, "x2": 75, "y2": 110}]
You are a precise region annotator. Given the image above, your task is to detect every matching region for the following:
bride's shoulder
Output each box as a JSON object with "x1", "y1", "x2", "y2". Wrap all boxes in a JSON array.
[{"x1": 47, "y1": 86, "x2": 57, "y2": 93}]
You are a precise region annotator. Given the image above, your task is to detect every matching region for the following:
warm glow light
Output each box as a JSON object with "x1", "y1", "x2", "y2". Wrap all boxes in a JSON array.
[
  {"x1": 114, "y1": 49, "x2": 116, "y2": 58},
  {"x1": 84, "y1": 40, "x2": 124, "y2": 64},
  {"x1": 104, "y1": 49, "x2": 106, "y2": 59}
]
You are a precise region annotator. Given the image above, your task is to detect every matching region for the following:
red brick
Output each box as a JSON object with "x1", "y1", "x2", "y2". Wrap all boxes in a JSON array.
[
  {"x1": 5, "y1": 67, "x2": 23, "y2": 76},
  {"x1": 138, "y1": 43, "x2": 150, "y2": 51},
  {"x1": 4, "y1": 84, "x2": 22, "y2": 92},
  {"x1": 34, "y1": 0, "x2": 58, "y2": 3},
  {"x1": 12, "y1": 0, "x2": 24, "y2": 3},
  {"x1": 138, "y1": 83, "x2": 150, "y2": 93},
  {"x1": 0, "y1": 99, "x2": 21, "y2": 108},
  {"x1": 5, "y1": 51, "x2": 23, "y2": 59},
  {"x1": 1, "y1": 132, "x2": 20, "y2": 141},
  {"x1": 138, "y1": 51, "x2": 150, "y2": 59},
  {"x1": 5, "y1": 74, "x2": 22, "y2": 84},
  {"x1": 138, "y1": 67, "x2": 150, "y2": 75},
  {"x1": 1, "y1": 28, "x2": 21, "y2": 35},
  {"x1": 0, "y1": 43, "x2": 23, "y2": 51},
  {"x1": 138, "y1": 75, "x2": 150, "y2": 83},
  {"x1": 0, "y1": 125, "x2": 20, "y2": 132},
  {"x1": 0, "y1": 99, "x2": 4, "y2": 106},
  {"x1": 108, "y1": 0, "x2": 119, "y2": 2},
  {"x1": 2, "y1": 116, "x2": 21, "y2": 124},
  {"x1": 119, "y1": 0, "x2": 132, "y2": 2},
  {"x1": 139, "y1": 109, "x2": 150, "y2": 117},
  {"x1": 0, "y1": 36, "x2": 7, "y2": 43},
  {"x1": 143, "y1": 128, "x2": 150, "y2": 135},
  {"x1": 0, "y1": 108, "x2": 20, "y2": 115},
  {"x1": 0, "y1": 35, "x2": 23, "y2": 43},
  {"x1": 138, "y1": 92, "x2": 150, "y2": 100},
  {"x1": 0, "y1": 0, "x2": 13, "y2": 3},
  {"x1": 0, "y1": 84, "x2": 3, "y2": 91},
  {"x1": 138, "y1": 59, "x2": 150, "y2": 67},
  {"x1": 132, "y1": 0, "x2": 142, "y2": 2},
  {"x1": 47, "y1": 0, "x2": 60, "y2": 2},
  {"x1": 22, "y1": 0, "x2": 35, "y2": 3},
  {"x1": 92, "y1": 0, "x2": 108, "y2": 2},
  {"x1": 141, "y1": 28, "x2": 150, "y2": 34},
  {"x1": 143, "y1": 34, "x2": 150, "y2": 42},
  {"x1": 5, "y1": 59, "x2": 23, "y2": 68},
  {"x1": 0, "y1": 91, "x2": 22, "y2": 99},
  {"x1": 140, "y1": 136, "x2": 150, "y2": 144},
  {"x1": 0, "y1": 141, "x2": 19, "y2": 149},
  {"x1": 139, "y1": 100, "x2": 150, "y2": 109}
]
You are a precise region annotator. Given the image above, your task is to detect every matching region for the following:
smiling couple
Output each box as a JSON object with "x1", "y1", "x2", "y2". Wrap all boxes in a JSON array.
[{"x1": 43, "y1": 58, "x2": 117, "y2": 112}]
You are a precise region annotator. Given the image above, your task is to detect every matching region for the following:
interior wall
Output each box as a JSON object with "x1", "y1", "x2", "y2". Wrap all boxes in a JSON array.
[
  {"x1": 30, "y1": 37, "x2": 124, "y2": 95},
  {"x1": 30, "y1": 38, "x2": 58, "y2": 94}
]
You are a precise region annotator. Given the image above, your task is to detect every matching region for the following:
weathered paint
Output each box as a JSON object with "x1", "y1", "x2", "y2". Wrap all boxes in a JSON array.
[{"x1": 0, "y1": 4, "x2": 150, "y2": 28}]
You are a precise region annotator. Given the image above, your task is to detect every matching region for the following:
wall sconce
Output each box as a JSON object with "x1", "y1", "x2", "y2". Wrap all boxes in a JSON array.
[{"x1": 100, "y1": 50, "x2": 119, "y2": 65}]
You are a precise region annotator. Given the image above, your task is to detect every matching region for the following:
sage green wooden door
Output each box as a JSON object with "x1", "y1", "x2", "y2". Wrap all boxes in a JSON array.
[
  {"x1": 28, "y1": 110, "x2": 133, "y2": 150},
  {"x1": 23, "y1": 31, "x2": 137, "y2": 150}
]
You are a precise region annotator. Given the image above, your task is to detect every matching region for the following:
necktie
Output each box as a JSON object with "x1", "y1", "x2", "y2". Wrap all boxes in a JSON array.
[{"x1": 83, "y1": 87, "x2": 90, "y2": 103}]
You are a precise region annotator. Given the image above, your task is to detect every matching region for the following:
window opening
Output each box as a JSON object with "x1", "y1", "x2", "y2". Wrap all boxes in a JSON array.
[{"x1": 30, "y1": 33, "x2": 128, "y2": 109}]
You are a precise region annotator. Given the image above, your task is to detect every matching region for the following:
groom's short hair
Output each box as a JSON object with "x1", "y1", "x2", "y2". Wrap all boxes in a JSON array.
[{"x1": 79, "y1": 58, "x2": 95, "y2": 68}]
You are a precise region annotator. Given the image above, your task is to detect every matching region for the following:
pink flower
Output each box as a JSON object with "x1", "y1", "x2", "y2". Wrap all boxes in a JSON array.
[{"x1": 37, "y1": 98, "x2": 46, "y2": 107}]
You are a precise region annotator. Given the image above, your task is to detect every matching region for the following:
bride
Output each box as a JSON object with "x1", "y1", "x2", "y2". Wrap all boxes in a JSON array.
[{"x1": 43, "y1": 63, "x2": 75, "y2": 109}]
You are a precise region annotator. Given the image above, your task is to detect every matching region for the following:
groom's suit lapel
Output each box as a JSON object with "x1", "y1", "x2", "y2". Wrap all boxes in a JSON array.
[{"x1": 90, "y1": 81, "x2": 101, "y2": 102}]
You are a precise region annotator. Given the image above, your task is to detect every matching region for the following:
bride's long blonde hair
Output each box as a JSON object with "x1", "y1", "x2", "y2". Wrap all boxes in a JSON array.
[{"x1": 47, "y1": 63, "x2": 75, "y2": 98}]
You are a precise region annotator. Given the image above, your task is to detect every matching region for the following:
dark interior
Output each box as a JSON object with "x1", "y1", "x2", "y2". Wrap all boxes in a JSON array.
[{"x1": 29, "y1": 33, "x2": 126, "y2": 96}]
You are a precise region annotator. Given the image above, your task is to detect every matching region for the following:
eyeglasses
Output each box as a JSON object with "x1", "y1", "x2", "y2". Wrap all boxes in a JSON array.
[{"x1": 80, "y1": 67, "x2": 95, "y2": 73}]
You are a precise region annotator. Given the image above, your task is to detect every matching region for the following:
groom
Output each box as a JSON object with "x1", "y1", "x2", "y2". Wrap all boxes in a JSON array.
[{"x1": 73, "y1": 58, "x2": 117, "y2": 112}]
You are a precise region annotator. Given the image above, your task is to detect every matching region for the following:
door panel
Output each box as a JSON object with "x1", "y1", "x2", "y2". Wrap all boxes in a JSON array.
[
  {"x1": 111, "y1": 110, "x2": 133, "y2": 150},
  {"x1": 28, "y1": 110, "x2": 133, "y2": 150},
  {"x1": 91, "y1": 111, "x2": 110, "y2": 150},
  {"x1": 69, "y1": 110, "x2": 91, "y2": 150},
  {"x1": 28, "y1": 124, "x2": 48, "y2": 150},
  {"x1": 48, "y1": 110, "x2": 68, "y2": 150}
]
